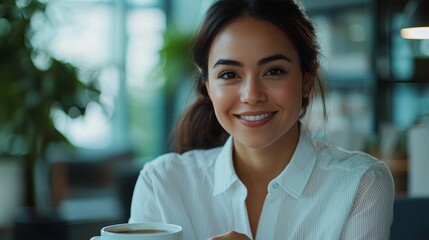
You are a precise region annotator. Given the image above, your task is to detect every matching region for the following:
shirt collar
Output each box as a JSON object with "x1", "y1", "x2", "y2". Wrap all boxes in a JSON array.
[
  {"x1": 276, "y1": 129, "x2": 318, "y2": 199},
  {"x1": 212, "y1": 129, "x2": 318, "y2": 198},
  {"x1": 213, "y1": 137, "x2": 238, "y2": 196}
]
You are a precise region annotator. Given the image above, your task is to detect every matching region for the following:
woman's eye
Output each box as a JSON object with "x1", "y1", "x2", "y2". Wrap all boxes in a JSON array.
[
  {"x1": 219, "y1": 71, "x2": 238, "y2": 80},
  {"x1": 265, "y1": 68, "x2": 285, "y2": 76}
]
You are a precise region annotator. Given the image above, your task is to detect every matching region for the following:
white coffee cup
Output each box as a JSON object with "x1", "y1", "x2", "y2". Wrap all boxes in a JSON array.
[{"x1": 90, "y1": 222, "x2": 182, "y2": 240}]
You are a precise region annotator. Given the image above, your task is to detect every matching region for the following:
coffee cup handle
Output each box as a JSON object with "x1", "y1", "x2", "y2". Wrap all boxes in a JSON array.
[{"x1": 90, "y1": 236, "x2": 101, "y2": 240}]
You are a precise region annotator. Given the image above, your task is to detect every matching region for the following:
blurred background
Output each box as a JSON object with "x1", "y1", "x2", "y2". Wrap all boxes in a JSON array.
[{"x1": 0, "y1": 0, "x2": 428, "y2": 239}]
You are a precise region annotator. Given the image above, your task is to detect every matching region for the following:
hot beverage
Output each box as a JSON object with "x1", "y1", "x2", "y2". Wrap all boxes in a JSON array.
[
  {"x1": 90, "y1": 222, "x2": 182, "y2": 240},
  {"x1": 108, "y1": 228, "x2": 171, "y2": 234}
]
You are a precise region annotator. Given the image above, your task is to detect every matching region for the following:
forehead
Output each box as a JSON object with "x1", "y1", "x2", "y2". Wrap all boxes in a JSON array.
[{"x1": 209, "y1": 18, "x2": 299, "y2": 63}]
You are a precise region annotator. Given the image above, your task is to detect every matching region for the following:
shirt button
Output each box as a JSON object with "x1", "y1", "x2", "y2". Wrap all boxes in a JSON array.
[{"x1": 272, "y1": 182, "x2": 280, "y2": 190}]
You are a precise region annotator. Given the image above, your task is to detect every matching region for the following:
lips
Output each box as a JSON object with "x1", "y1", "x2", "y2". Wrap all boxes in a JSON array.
[{"x1": 235, "y1": 111, "x2": 276, "y2": 127}]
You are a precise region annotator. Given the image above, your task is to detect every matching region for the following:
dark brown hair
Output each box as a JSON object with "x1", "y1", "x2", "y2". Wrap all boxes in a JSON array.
[{"x1": 173, "y1": 0, "x2": 327, "y2": 153}]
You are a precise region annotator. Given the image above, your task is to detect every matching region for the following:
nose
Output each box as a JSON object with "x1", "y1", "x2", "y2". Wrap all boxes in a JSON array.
[{"x1": 240, "y1": 77, "x2": 266, "y2": 105}]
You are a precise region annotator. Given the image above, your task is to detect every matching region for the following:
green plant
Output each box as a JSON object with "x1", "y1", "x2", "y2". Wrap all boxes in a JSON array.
[
  {"x1": 0, "y1": 0, "x2": 100, "y2": 207},
  {"x1": 156, "y1": 26, "x2": 195, "y2": 149},
  {"x1": 159, "y1": 27, "x2": 195, "y2": 96}
]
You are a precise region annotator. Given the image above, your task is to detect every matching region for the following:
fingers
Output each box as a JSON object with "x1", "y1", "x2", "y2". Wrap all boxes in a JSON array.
[{"x1": 210, "y1": 231, "x2": 251, "y2": 240}]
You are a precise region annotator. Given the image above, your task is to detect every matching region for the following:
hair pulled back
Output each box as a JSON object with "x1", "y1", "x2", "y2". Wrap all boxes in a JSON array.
[{"x1": 174, "y1": 0, "x2": 326, "y2": 153}]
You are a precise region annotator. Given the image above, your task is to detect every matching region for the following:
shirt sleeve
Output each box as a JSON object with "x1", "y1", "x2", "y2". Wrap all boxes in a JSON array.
[
  {"x1": 340, "y1": 161, "x2": 395, "y2": 240},
  {"x1": 128, "y1": 165, "x2": 163, "y2": 223}
]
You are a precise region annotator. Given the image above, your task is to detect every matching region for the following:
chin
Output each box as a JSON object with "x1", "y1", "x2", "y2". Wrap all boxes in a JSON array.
[{"x1": 234, "y1": 137, "x2": 278, "y2": 150}]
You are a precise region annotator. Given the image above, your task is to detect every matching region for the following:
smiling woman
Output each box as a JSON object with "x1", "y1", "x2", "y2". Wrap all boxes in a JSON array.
[
  {"x1": 129, "y1": 0, "x2": 395, "y2": 239},
  {"x1": 206, "y1": 18, "x2": 305, "y2": 152}
]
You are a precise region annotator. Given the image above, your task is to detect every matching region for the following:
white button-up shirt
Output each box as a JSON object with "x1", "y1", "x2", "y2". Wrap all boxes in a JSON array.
[{"x1": 129, "y1": 130, "x2": 394, "y2": 239}]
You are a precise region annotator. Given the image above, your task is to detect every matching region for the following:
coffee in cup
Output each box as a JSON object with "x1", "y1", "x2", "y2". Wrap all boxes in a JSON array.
[{"x1": 90, "y1": 222, "x2": 182, "y2": 240}]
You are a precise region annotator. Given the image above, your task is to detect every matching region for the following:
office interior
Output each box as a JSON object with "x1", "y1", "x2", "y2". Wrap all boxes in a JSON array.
[{"x1": 0, "y1": 0, "x2": 428, "y2": 239}]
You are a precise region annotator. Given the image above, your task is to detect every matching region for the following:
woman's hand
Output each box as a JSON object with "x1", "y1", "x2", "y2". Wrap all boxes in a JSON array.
[{"x1": 209, "y1": 231, "x2": 251, "y2": 240}]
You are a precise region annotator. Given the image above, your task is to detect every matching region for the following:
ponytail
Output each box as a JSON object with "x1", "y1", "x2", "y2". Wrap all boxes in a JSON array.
[{"x1": 173, "y1": 76, "x2": 228, "y2": 153}]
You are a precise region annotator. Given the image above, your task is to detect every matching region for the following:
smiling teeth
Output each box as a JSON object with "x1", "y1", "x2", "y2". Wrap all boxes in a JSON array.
[{"x1": 241, "y1": 113, "x2": 272, "y2": 121}]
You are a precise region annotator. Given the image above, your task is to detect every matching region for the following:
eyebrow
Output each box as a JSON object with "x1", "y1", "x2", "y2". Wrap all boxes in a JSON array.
[
  {"x1": 212, "y1": 54, "x2": 291, "y2": 69},
  {"x1": 212, "y1": 59, "x2": 243, "y2": 68},
  {"x1": 257, "y1": 54, "x2": 291, "y2": 65}
]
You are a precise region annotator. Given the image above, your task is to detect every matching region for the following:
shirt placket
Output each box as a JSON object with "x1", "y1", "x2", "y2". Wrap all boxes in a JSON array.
[
  {"x1": 255, "y1": 180, "x2": 282, "y2": 240},
  {"x1": 232, "y1": 182, "x2": 253, "y2": 239}
]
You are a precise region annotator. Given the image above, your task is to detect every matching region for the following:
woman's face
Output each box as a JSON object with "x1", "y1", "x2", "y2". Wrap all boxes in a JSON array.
[{"x1": 206, "y1": 18, "x2": 305, "y2": 150}]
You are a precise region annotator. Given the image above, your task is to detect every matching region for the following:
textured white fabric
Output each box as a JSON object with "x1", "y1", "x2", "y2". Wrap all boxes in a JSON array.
[{"x1": 129, "y1": 130, "x2": 394, "y2": 240}]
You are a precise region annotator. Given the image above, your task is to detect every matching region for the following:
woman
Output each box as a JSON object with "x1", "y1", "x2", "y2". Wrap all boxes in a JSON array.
[{"x1": 129, "y1": 0, "x2": 394, "y2": 239}]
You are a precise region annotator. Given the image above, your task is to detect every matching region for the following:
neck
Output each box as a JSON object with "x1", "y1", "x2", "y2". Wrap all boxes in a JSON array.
[{"x1": 233, "y1": 124, "x2": 300, "y2": 186}]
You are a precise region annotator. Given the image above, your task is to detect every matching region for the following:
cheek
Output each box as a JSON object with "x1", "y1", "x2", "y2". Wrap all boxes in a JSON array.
[
  {"x1": 208, "y1": 86, "x2": 224, "y2": 100},
  {"x1": 209, "y1": 88, "x2": 228, "y2": 110},
  {"x1": 207, "y1": 84, "x2": 235, "y2": 113},
  {"x1": 273, "y1": 82, "x2": 303, "y2": 108}
]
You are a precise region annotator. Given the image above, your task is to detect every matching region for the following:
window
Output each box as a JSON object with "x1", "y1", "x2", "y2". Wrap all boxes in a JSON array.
[
  {"x1": 42, "y1": 0, "x2": 166, "y2": 161},
  {"x1": 306, "y1": 5, "x2": 375, "y2": 151}
]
